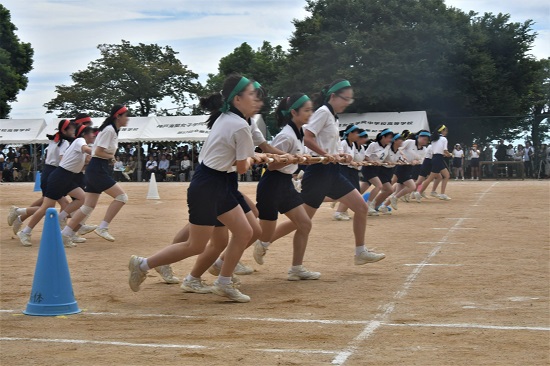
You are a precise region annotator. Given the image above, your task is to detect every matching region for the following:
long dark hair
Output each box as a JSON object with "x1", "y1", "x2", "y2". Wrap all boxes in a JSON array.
[
  {"x1": 275, "y1": 93, "x2": 308, "y2": 128},
  {"x1": 200, "y1": 73, "x2": 252, "y2": 129},
  {"x1": 312, "y1": 78, "x2": 352, "y2": 109},
  {"x1": 99, "y1": 104, "x2": 127, "y2": 135},
  {"x1": 46, "y1": 119, "x2": 72, "y2": 146},
  {"x1": 432, "y1": 125, "x2": 446, "y2": 141},
  {"x1": 75, "y1": 125, "x2": 94, "y2": 139}
]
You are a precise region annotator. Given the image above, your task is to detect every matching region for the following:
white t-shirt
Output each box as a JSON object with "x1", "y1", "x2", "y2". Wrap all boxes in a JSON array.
[
  {"x1": 385, "y1": 144, "x2": 404, "y2": 164},
  {"x1": 199, "y1": 112, "x2": 255, "y2": 172},
  {"x1": 93, "y1": 125, "x2": 118, "y2": 158},
  {"x1": 60, "y1": 138, "x2": 88, "y2": 173},
  {"x1": 524, "y1": 146, "x2": 533, "y2": 161},
  {"x1": 431, "y1": 136, "x2": 448, "y2": 155},
  {"x1": 453, "y1": 149, "x2": 464, "y2": 158},
  {"x1": 270, "y1": 123, "x2": 304, "y2": 175},
  {"x1": 339, "y1": 140, "x2": 356, "y2": 168},
  {"x1": 181, "y1": 160, "x2": 191, "y2": 169},
  {"x1": 113, "y1": 161, "x2": 125, "y2": 171},
  {"x1": 366, "y1": 141, "x2": 390, "y2": 163},
  {"x1": 424, "y1": 145, "x2": 433, "y2": 160},
  {"x1": 470, "y1": 149, "x2": 480, "y2": 159},
  {"x1": 45, "y1": 140, "x2": 70, "y2": 166},
  {"x1": 353, "y1": 144, "x2": 367, "y2": 170},
  {"x1": 401, "y1": 140, "x2": 425, "y2": 162},
  {"x1": 146, "y1": 160, "x2": 157, "y2": 170},
  {"x1": 303, "y1": 105, "x2": 340, "y2": 155},
  {"x1": 250, "y1": 118, "x2": 266, "y2": 146}
]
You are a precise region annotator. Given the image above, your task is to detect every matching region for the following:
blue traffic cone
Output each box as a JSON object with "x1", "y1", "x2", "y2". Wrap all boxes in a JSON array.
[
  {"x1": 23, "y1": 208, "x2": 80, "y2": 316},
  {"x1": 33, "y1": 171, "x2": 41, "y2": 192}
]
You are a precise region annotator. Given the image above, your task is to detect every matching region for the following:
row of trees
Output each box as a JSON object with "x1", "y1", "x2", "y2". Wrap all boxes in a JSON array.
[{"x1": 2, "y1": 1, "x2": 548, "y2": 146}]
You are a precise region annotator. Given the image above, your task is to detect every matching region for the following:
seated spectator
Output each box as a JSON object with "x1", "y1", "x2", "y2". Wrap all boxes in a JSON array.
[
  {"x1": 2, "y1": 158, "x2": 14, "y2": 182},
  {"x1": 144, "y1": 155, "x2": 157, "y2": 181},
  {"x1": 122, "y1": 156, "x2": 136, "y2": 181},
  {"x1": 0, "y1": 151, "x2": 5, "y2": 182},
  {"x1": 113, "y1": 156, "x2": 125, "y2": 182},
  {"x1": 21, "y1": 157, "x2": 32, "y2": 181},
  {"x1": 180, "y1": 155, "x2": 192, "y2": 181},
  {"x1": 11, "y1": 157, "x2": 23, "y2": 181},
  {"x1": 158, "y1": 154, "x2": 170, "y2": 181}
]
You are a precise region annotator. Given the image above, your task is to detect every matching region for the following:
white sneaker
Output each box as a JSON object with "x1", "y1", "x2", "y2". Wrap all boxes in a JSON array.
[
  {"x1": 367, "y1": 204, "x2": 379, "y2": 216},
  {"x1": 430, "y1": 191, "x2": 439, "y2": 198},
  {"x1": 211, "y1": 281, "x2": 250, "y2": 303},
  {"x1": 61, "y1": 233, "x2": 75, "y2": 248},
  {"x1": 462, "y1": 177, "x2": 465, "y2": 181},
  {"x1": 94, "y1": 227, "x2": 115, "y2": 242},
  {"x1": 341, "y1": 212, "x2": 352, "y2": 220},
  {"x1": 471, "y1": 177, "x2": 475, "y2": 180},
  {"x1": 181, "y1": 278, "x2": 211, "y2": 293},
  {"x1": 155, "y1": 265, "x2": 180, "y2": 284},
  {"x1": 439, "y1": 194, "x2": 452, "y2": 201},
  {"x1": 354, "y1": 250, "x2": 386, "y2": 265},
  {"x1": 403, "y1": 194, "x2": 410, "y2": 203},
  {"x1": 78, "y1": 224, "x2": 97, "y2": 235},
  {"x1": 12, "y1": 216, "x2": 22, "y2": 235},
  {"x1": 253, "y1": 241, "x2": 267, "y2": 265},
  {"x1": 128, "y1": 255, "x2": 147, "y2": 292},
  {"x1": 7, "y1": 206, "x2": 18, "y2": 226},
  {"x1": 288, "y1": 266, "x2": 321, "y2": 281},
  {"x1": 455, "y1": 177, "x2": 458, "y2": 180},
  {"x1": 414, "y1": 191, "x2": 422, "y2": 203},
  {"x1": 377, "y1": 205, "x2": 392, "y2": 215},
  {"x1": 207, "y1": 263, "x2": 241, "y2": 286},
  {"x1": 389, "y1": 195, "x2": 398, "y2": 210},
  {"x1": 71, "y1": 235, "x2": 86, "y2": 243},
  {"x1": 17, "y1": 231, "x2": 32, "y2": 247},
  {"x1": 333, "y1": 212, "x2": 351, "y2": 221},
  {"x1": 421, "y1": 192, "x2": 429, "y2": 199},
  {"x1": 234, "y1": 261, "x2": 254, "y2": 275}
]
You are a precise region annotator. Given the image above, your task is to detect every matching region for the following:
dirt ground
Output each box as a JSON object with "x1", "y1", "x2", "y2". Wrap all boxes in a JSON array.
[{"x1": 0, "y1": 180, "x2": 548, "y2": 366}]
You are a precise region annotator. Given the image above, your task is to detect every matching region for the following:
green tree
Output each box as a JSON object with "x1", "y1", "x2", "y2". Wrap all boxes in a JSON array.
[
  {"x1": 44, "y1": 40, "x2": 200, "y2": 117},
  {"x1": 0, "y1": 4, "x2": 34, "y2": 118},
  {"x1": 203, "y1": 41, "x2": 287, "y2": 135},
  {"x1": 279, "y1": 0, "x2": 539, "y2": 145}
]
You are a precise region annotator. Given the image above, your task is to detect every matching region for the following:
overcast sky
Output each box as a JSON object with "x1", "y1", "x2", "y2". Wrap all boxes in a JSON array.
[{"x1": 4, "y1": 0, "x2": 549, "y2": 119}]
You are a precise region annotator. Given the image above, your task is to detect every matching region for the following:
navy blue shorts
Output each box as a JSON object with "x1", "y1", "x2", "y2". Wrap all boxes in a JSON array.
[
  {"x1": 470, "y1": 158, "x2": 479, "y2": 168},
  {"x1": 339, "y1": 166, "x2": 360, "y2": 191},
  {"x1": 256, "y1": 169, "x2": 304, "y2": 221},
  {"x1": 361, "y1": 166, "x2": 380, "y2": 182},
  {"x1": 301, "y1": 163, "x2": 355, "y2": 209},
  {"x1": 40, "y1": 164, "x2": 57, "y2": 194},
  {"x1": 45, "y1": 167, "x2": 80, "y2": 201},
  {"x1": 85, "y1": 157, "x2": 116, "y2": 194},
  {"x1": 214, "y1": 172, "x2": 251, "y2": 227},
  {"x1": 396, "y1": 165, "x2": 413, "y2": 184},
  {"x1": 411, "y1": 165, "x2": 421, "y2": 180},
  {"x1": 74, "y1": 172, "x2": 86, "y2": 190},
  {"x1": 188, "y1": 164, "x2": 240, "y2": 226},
  {"x1": 431, "y1": 154, "x2": 447, "y2": 173},
  {"x1": 419, "y1": 158, "x2": 432, "y2": 177},
  {"x1": 453, "y1": 157, "x2": 463, "y2": 168},
  {"x1": 379, "y1": 167, "x2": 394, "y2": 184}
]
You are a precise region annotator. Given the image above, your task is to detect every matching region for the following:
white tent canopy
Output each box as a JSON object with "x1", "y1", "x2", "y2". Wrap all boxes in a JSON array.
[
  {"x1": 0, "y1": 119, "x2": 47, "y2": 144},
  {"x1": 338, "y1": 111, "x2": 430, "y2": 138}
]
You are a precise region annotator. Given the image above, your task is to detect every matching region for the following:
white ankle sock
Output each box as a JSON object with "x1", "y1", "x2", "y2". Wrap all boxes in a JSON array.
[
  {"x1": 16, "y1": 208, "x2": 27, "y2": 216},
  {"x1": 185, "y1": 274, "x2": 199, "y2": 282},
  {"x1": 61, "y1": 227, "x2": 75, "y2": 237},
  {"x1": 260, "y1": 241, "x2": 270, "y2": 248},
  {"x1": 99, "y1": 221, "x2": 109, "y2": 229},
  {"x1": 139, "y1": 258, "x2": 150, "y2": 272},
  {"x1": 15, "y1": 216, "x2": 22, "y2": 224},
  {"x1": 22, "y1": 226, "x2": 32, "y2": 234},
  {"x1": 214, "y1": 258, "x2": 224, "y2": 268},
  {"x1": 290, "y1": 265, "x2": 303, "y2": 272},
  {"x1": 58, "y1": 211, "x2": 68, "y2": 220},
  {"x1": 217, "y1": 276, "x2": 232, "y2": 285},
  {"x1": 355, "y1": 245, "x2": 366, "y2": 255}
]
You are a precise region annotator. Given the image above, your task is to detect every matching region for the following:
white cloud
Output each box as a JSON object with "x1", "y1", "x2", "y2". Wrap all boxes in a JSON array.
[{"x1": 2, "y1": 0, "x2": 548, "y2": 120}]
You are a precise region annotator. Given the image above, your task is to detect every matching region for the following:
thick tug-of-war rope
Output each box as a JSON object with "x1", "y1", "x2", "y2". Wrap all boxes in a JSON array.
[{"x1": 246, "y1": 153, "x2": 427, "y2": 169}]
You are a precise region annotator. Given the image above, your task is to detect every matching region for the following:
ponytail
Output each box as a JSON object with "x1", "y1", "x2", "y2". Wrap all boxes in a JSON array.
[
  {"x1": 46, "y1": 119, "x2": 72, "y2": 146},
  {"x1": 312, "y1": 78, "x2": 352, "y2": 109},
  {"x1": 201, "y1": 73, "x2": 252, "y2": 129},
  {"x1": 99, "y1": 104, "x2": 128, "y2": 135},
  {"x1": 431, "y1": 124, "x2": 446, "y2": 142}
]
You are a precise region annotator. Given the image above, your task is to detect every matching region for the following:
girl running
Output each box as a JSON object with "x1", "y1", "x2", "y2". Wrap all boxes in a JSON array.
[
  {"x1": 17, "y1": 126, "x2": 96, "y2": 247},
  {"x1": 419, "y1": 125, "x2": 452, "y2": 200},
  {"x1": 332, "y1": 124, "x2": 360, "y2": 221},
  {"x1": 364, "y1": 129, "x2": 394, "y2": 215},
  {"x1": 8, "y1": 119, "x2": 75, "y2": 235},
  {"x1": 256, "y1": 79, "x2": 385, "y2": 265},
  {"x1": 60, "y1": 105, "x2": 130, "y2": 246},
  {"x1": 128, "y1": 74, "x2": 258, "y2": 302}
]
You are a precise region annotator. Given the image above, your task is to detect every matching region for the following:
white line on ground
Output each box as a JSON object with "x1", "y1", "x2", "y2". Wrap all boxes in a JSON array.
[
  {"x1": 403, "y1": 264, "x2": 463, "y2": 267},
  {"x1": 416, "y1": 242, "x2": 465, "y2": 245},
  {"x1": 331, "y1": 182, "x2": 499, "y2": 365},
  {"x1": 0, "y1": 336, "x2": 339, "y2": 355},
  {"x1": 385, "y1": 323, "x2": 550, "y2": 332},
  {"x1": 432, "y1": 227, "x2": 475, "y2": 230}
]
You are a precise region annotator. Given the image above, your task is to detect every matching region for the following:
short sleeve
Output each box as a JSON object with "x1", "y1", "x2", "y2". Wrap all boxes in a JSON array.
[
  {"x1": 233, "y1": 127, "x2": 255, "y2": 161},
  {"x1": 272, "y1": 135, "x2": 292, "y2": 154},
  {"x1": 96, "y1": 128, "x2": 115, "y2": 150},
  {"x1": 250, "y1": 120, "x2": 266, "y2": 146},
  {"x1": 304, "y1": 108, "x2": 329, "y2": 136}
]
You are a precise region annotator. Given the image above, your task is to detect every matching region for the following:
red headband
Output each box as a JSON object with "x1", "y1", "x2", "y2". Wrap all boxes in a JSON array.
[
  {"x1": 76, "y1": 125, "x2": 87, "y2": 138},
  {"x1": 54, "y1": 119, "x2": 71, "y2": 142},
  {"x1": 113, "y1": 106, "x2": 128, "y2": 116},
  {"x1": 75, "y1": 116, "x2": 92, "y2": 125}
]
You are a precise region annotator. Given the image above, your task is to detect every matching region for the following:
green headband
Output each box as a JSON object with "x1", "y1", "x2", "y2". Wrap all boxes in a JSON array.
[
  {"x1": 282, "y1": 95, "x2": 311, "y2": 116},
  {"x1": 325, "y1": 80, "x2": 351, "y2": 99},
  {"x1": 253, "y1": 81, "x2": 261, "y2": 89},
  {"x1": 221, "y1": 76, "x2": 251, "y2": 113}
]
